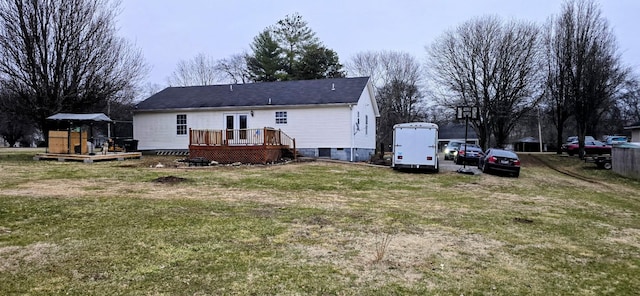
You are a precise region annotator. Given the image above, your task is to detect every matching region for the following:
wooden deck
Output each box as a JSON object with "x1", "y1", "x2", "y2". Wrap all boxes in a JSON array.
[
  {"x1": 34, "y1": 152, "x2": 142, "y2": 163},
  {"x1": 189, "y1": 128, "x2": 297, "y2": 164}
]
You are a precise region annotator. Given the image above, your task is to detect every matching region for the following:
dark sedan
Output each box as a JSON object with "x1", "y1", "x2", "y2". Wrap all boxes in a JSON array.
[
  {"x1": 453, "y1": 144, "x2": 484, "y2": 165},
  {"x1": 478, "y1": 149, "x2": 521, "y2": 177},
  {"x1": 564, "y1": 140, "x2": 611, "y2": 156}
]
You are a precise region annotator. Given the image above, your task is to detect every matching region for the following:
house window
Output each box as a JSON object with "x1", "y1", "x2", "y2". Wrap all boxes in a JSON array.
[
  {"x1": 365, "y1": 115, "x2": 369, "y2": 135},
  {"x1": 275, "y1": 111, "x2": 287, "y2": 124},
  {"x1": 176, "y1": 114, "x2": 187, "y2": 135}
]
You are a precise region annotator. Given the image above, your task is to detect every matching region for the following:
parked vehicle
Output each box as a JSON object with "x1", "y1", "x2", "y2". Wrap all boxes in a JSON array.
[
  {"x1": 604, "y1": 135, "x2": 628, "y2": 145},
  {"x1": 391, "y1": 122, "x2": 439, "y2": 172},
  {"x1": 478, "y1": 149, "x2": 521, "y2": 177},
  {"x1": 566, "y1": 136, "x2": 596, "y2": 143},
  {"x1": 561, "y1": 136, "x2": 596, "y2": 152},
  {"x1": 443, "y1": 140, "x2": 464, "y2": 160},
  {"x1": 564, "y1": 140, "x2": 611, "y2": 156},
  {"x1": 453, "y1": 143, "x2": 483, "y2": 165}
]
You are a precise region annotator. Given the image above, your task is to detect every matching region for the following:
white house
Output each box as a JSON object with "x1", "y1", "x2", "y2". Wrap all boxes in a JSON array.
[{"x1": 133, "y1": 77, "x2": 379, "y2": 161}]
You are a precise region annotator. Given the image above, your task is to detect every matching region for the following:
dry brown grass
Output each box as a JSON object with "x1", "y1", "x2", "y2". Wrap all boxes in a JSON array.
[{"x1": 1, "y1": 153, "x2": 639, "y2": 294}]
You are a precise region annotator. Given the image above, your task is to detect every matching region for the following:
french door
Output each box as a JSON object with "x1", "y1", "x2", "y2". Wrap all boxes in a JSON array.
[{"x1": 225, "y1": 113, "x2": 248, "y2": 143}]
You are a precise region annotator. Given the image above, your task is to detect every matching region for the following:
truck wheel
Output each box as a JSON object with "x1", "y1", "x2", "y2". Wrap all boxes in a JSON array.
[{"x1": 603, "y1": 162, "x2": 612, "y2": 170}]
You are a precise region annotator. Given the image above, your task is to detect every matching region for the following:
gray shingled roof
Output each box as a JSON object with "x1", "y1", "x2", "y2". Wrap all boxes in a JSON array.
[{"x1": 135, "y1": 77, "x2": 370, "y2": 111}]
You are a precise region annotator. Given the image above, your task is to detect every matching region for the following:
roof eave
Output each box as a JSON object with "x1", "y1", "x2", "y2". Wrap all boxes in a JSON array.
[{"x1": 134, "y1": 102, "x2": 355, "y2": 113}]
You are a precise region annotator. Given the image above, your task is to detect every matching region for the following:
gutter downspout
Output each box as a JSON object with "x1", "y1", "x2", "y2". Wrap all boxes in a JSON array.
[{"x1": 350, "y1": 105, "x2": 354, "y2": 162}]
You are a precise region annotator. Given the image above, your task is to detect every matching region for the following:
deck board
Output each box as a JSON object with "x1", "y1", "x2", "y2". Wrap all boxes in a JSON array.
[{"x1": 34, "y1": 152, "x2": 142, "y2": 163}]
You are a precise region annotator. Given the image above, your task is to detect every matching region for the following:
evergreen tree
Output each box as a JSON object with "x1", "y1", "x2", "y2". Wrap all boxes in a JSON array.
[
  {"x1": 246, "y1": 13, "x2": 344, "y2": 81},
  {"x1": 246, "y1": 30, "x2": 285, "y2": 82},
  {"x1": 293, "y1": 44, "x2": 345, "y2": 80}
]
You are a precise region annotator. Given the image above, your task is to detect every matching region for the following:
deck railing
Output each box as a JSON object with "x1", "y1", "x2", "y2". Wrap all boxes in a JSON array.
[{"x1": 189, "y1": 128, "x2": 294, "y2": 148}]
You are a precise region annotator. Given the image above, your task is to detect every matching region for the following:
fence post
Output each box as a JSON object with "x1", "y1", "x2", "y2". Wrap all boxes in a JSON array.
[{"x1": 293, "y1": 138, "x2": 296, "y2": 161}]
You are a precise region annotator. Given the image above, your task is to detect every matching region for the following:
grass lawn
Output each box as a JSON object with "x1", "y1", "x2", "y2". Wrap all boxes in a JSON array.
[{"x1": 1, "y1": 148, "x2": 639, "y2": 295}]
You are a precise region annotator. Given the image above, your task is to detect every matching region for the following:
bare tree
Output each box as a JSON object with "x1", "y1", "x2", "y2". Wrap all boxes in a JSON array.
[
  {"x1": 542, "y1": 13, "x2": 573, "y2": 153},
  {"x1": 618, "y1": 77, "x2": 640, "y2": 124},
  {"x1": 215, "y1": 53, "x2": 250, "y2": 84},
  {"x1": 0, "y1": 0, "x2": 147, "y2": 142},
  {"x1": 347, "y1": 50, "x2": 424, "y2": 150},
  {"x1": 167, "y1": 53, "x2": 219, "y2": 86},
  {"x1": 0, "y1": 87, "x2": 35, "y2": 147},
  {"x1": 547, "y1": 0, "x2": 627, "y2": 157},
  {"x1": 427, "y1": 16, "x2": 544, "y2": 149}
]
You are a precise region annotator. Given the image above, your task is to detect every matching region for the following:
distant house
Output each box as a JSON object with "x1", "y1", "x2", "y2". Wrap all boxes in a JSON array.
[
  {"x1": 133, "y1": 77, "x2": 379, "y2": 162},
  {"x1": 437, "y1": 123, "x2": 479, "y2": 151},
  {"x1": 514, "y1": 136, "x2": 543, "y2": 152}
]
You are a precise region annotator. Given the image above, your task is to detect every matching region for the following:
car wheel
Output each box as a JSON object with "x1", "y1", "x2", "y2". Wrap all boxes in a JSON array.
[
  {"x1": 568, "y1": 151, "x2": 574, "y2": 156},
  {"x1": 455, "y1": 157, "x2": 462, "y2": 165},
  {"x1": 482, "y1": 163, "x2": 490, "y2": 173},
  {"x1": 513, "y1": 171, "x2": 520, "y2": 178},
  {"x1": 603, "y1": 162, "x2": 612, "y2": 170}
]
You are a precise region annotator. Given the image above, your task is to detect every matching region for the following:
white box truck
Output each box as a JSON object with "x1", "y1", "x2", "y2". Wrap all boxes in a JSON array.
[{"x1": 391, "y1": 122, "x2": 439, "y2": 172}]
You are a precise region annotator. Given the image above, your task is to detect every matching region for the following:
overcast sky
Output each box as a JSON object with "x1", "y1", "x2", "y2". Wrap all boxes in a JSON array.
[{"x1": 117, "y1": 0, "x2": 639, "y2": 87}]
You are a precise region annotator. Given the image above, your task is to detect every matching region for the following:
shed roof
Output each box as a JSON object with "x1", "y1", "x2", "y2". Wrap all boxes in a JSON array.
[
  {"x1": 47, "y1": 113, "x2": 112, "y2": 122},
  {"x1": 516, "y1": 137, "x2": 539, "y2": 143},
  {"x1": 624, "y1": 121, "x2": 640, "y2": 129},
  {"x1": 136, "y1": 77, "x2": 372, "y2": 111}
]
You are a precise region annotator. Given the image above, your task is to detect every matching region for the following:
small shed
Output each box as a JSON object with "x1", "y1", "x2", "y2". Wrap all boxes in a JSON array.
[
  {"x1": 624, "y1": 121, "x2": 640, "y2": 142},
  {"x1": 46, "y1": 113, "x2": 112, "y2": 154}
]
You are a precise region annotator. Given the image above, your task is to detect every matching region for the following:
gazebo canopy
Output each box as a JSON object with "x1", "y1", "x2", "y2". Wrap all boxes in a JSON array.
[{"x1": 47, "y1": 113, "x2": 112, "y2": 122}]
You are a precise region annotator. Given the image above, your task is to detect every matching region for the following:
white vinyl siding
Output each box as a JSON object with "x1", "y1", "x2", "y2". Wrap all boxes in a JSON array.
[{"x1": 133, "y1": 80, "x2": 378, "y2": 151}]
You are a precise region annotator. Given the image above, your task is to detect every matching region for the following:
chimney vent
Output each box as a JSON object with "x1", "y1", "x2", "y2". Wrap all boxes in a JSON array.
[{"x1": 331, "y1": 83, "x2": 335, "y2": 91}]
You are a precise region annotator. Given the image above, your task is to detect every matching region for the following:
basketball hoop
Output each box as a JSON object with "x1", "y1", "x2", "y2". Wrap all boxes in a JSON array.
[
  {"x1": 455, "y1": 105, "x2": 479, "y2": 173},
  {"x1": 456, "y1": 106, "x2": 479, "y2": 120}
]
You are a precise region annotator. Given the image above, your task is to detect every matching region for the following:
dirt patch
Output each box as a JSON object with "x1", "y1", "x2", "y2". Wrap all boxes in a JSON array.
[
  {"x1": 286, "y1": 224, "x2": 510, "y2": 286},
  {"x1": 519, "y1": 154, "x2": 548, "y2": 167},
  {"x1": 152, "y1": 176, "x2": 187, "y2": 184},
  {"x1": 0, "y1": 242, "x2": 60, "y2": 273}
]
